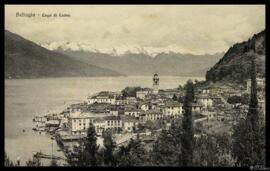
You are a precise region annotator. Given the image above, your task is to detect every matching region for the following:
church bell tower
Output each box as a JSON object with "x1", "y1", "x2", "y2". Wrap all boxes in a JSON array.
[{"x1": 153, "y1": 73, "x2": 159, "y2": 94}]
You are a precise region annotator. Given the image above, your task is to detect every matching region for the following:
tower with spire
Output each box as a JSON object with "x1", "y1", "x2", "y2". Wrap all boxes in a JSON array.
[{"x1": 153, "y1": 73, "x2": 159, "y2": 94}]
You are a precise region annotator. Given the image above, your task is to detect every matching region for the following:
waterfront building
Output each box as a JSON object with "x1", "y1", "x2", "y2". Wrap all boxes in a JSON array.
[
  {"x1": 136, "y1": 88, "x2": 152, "y2": 100},
  {"x1": 191, "y1": 103, "x2": 204, "y2": 113},
  {"x1": 67, "y1": 112, "x2": 107, "y2": 135},
  {"x1": 87, "y1": 91, "x2": 116, "y2": 105},
  {"x1": 196, "y1": 94, "x2": 213, "y2": 108},
  {"x1": 126, "y1": 97, "x2": 137, "y2": 104},
  {"x1": 109, "y1": 107, "x2": 119, "y2": 116},
  {"x1": 104, "y1": 115, "x2": 122, "y2": 131},
  {"x1": 158, "y1": 89, "x2": 182, "y2": 99},
  {"x1": 139, "y1": 102, "x2": 150, "y2": 111},
  {"x1": 202, "y1": 89, "x2": 210, "y2": 94},
  {"x1": 121, "y1": 116, "x2": 138, "y2": 132},
  {"x1": 68, "y1": 103, "x2": 87, "y2": 113},
  {"x1": 115, "y1": 95, "x2": 129, "y2": 105},
  {"x1": 110, "y1": 110, "x2": 118, "y2": 116},
  {"x1": 93, "y1": 118, "x2": 106, "y2": 135},
  {"x1": 124, "y1": 108, "x2": 141, "y2": 118},
  {"x1": 163, "y1": 101, "x2": 183, "y2": 117},
  {"x1": 109, "y1": 105, "x2": 122, "y2": 116},
  {"x1": 45, "y1": 116, "x2": 60, "y2": 127},
  {"x1": 201, "y1": 111, "x2": 215, "y2": 119},
  {"x1": 88, "y1": 103, "x2": 112, "y2": 113},
  {"x1": 140, "y1": 109, "x2": 163, "y2": 122},
  {"x1": 33, "y1": 116, "x2": 47, "y2": 129}
]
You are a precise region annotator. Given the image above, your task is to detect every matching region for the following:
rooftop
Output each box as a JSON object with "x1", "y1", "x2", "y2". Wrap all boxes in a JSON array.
[
  {"x1": 142, "y1": 109, "x2": 163, "y2": 115},
  {"x1": 125, "y1": 108, "x2": 141, "y2": 112},
  {"x1": 104, "y1": 115, "x2": 121, "y2": 121},
  {"x1": 164, "y1": 101, "x2": 183, "y2": 107},
  {"x1": 69, "y1": 112, "x2": 108, "y2": 119},
  {"x1": 121, "y1": 115, "x2": 139, "y2": 122},
  {"x1": 191, "y1": 102, "x2": 204, "y2": 107},
  {"x1": 137, "y1": 88, "x2": 152, "y2": 92}
]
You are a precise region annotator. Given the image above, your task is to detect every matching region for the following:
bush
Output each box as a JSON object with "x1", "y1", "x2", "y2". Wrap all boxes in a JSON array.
[
  {"x1": 227, "y1": 96, "x2": 242, "y2": 104},
  {"x1": 121, "y1": 87, "x2": 142, "y2": 97}
]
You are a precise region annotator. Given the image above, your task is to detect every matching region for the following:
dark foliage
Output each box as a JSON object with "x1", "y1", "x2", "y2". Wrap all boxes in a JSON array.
[
  {"x1": 206, "y1": 30, "x2": 265, "y2": 83},
  {"x1": 102, "y1": 130, "x2": 117, "y2": 166},
  {"x1": 181, "y1": 80, "x2": 195, "y2": 166},
  {"x1": 232, "y1": 56, "x2": 265, "y2": 166}
]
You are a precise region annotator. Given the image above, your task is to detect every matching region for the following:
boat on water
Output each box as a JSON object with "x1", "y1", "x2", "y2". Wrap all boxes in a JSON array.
[{"x1": 33, "y1": 127, "x2": 46, "y2": 132}]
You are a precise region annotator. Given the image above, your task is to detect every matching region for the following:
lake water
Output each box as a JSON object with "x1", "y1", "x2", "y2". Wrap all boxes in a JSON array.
[{"x1": 5, "y1": 76, "x2": 204, "y2": 166}]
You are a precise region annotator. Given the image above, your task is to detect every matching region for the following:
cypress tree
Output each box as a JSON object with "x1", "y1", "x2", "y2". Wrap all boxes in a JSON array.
[
  {"x1": 247, "y1": 57, "x2": 259, "y2": 132},
  {"x1": 67, "y1": 123, "x2": 100, "y2": 166},
  {"x1": 172, "y1": 94, "x2": 178, "y2": 101},
  {"x1": 151, "y1": 120, "x2": 183, "y2": 166},
  {"x1": 102, "y1": 130, "x2": 116, "y2": 166},
  {"x1": 84, "y1": 122, "x2": 99, "y2": 166},
  {"x1": 181, "y1": 80, "x2": 195, "y2": 166},
  {"x1": 117, "y1": 136, "x2": 146, "y2": 166},
  {"x1": 232, "y1": 56, "x2": 265, "y2": 166}
]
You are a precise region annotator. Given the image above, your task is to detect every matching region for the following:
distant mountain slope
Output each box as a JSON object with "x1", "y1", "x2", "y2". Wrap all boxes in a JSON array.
[
  {"x1": 5, "y1": 30, "x2": 123, "y2": 79},
  {"x1": 206, "y1": 30, "x2": 265, "y2": 83},
  {"x1": 55, "y1": 49, "x2": 224, "y2": 77}
]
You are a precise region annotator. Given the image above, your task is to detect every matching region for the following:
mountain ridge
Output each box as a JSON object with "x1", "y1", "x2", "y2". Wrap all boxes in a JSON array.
[
  {"x1": 206, "y1": 30, "x2": 265, "y2": 83},
  {"x1": 55, "y1": 48, "x2": 224, "y2": 76},
  {"x1": 5, "y1": 30, "x2": 124, "y2": 79}
]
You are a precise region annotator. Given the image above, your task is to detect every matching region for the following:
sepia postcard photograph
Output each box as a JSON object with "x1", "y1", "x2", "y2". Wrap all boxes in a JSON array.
[{"x1": 4, "y1": 4, "x2": 267, "y2": 167}]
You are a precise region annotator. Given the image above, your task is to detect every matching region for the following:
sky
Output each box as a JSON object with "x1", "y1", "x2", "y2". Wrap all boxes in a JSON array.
[{"x1": 5, "y1": 5, "x2": 265, "y2": 55}]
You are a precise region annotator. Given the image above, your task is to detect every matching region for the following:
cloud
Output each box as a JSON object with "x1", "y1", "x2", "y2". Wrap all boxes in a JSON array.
[{"x1": 5, "y1": 5, "x2": 265, "y2": 55}]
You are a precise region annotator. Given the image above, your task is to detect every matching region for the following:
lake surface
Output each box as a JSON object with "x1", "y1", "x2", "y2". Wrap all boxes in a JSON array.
[{"x1": 5, "y1": 76, "x2": 204, "y2": 166}]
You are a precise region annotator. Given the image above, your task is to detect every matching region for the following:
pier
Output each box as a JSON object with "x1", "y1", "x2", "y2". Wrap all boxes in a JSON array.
[{"x1": 33, "y1": 152, "x2": 66, "y2": 161}]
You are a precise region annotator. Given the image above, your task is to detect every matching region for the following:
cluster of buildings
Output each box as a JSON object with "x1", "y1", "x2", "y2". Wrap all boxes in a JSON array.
[
  {"x1": 30, "y1": 72, "x2": 266, "y2": 158},
  {"x1": 55, "y1": 73, "x2": 220, "y2": 138}
]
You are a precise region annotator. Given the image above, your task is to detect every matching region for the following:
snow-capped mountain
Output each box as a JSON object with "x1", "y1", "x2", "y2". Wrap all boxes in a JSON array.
[
  {"x1": 39, "y1": 41, "x2": 204, "y2": 57},
  {"x1": 39, "y1": 41, "x2": 225, "y2": 77}
]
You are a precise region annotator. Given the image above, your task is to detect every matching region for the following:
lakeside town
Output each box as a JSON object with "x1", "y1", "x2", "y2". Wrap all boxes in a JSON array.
[
  {"x1": 30, "y1": 73, "x2": 265, "y2": 165},
  {"x1": 5, "y1": 5, "x2": 266, "y2": 167}
]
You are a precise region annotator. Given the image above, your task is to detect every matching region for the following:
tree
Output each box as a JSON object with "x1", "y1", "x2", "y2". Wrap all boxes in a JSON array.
[
  {"x1": 193, "y1": 133, "x2": 237, "y2": 166},
  {"x1": 102, "y1": 130, "x2": 116, "y2": 166},
  {"x1": 177, "y1": 85, "x2": 183, "y2": 90},
  {"x1": 247, "y1": 56, "x2": 259, "y2": 132},
  {"x1": 65, "y1": 139, "x2": 88, "y2": 166},
  {"x1": 232, "y1": 115, "x2": 265, "y2": 166},
  {"x1": 241, "y1": 93, "x2": 250, "y2": 105},
  {"x1": 116, "y1": 135, "x2": 147, "y2": 166},
  {"x1": 84, "y1": 123, "x2": 100, "y2": 166},
  {"x1": 50, "y1": 159, "x2": 58, "y2": 166},
  {"x1": 150, "y1": 120, "x2": 183, "y2": 166},
  {"x1": 232, "y1": 56, "x2": 265, "y2": 166},
  {"x1": 5, "y1": 152, "x2": 14, "y2": 167},
  {"x1": 227, "y1": 95, "x2": 242, "y2": 104},
  {"x1": 66, "y1": 123, "x2": 100, "y2": 166},
  {"x1": 178, "y1": 96, "x2": 184, "y2": 103},
  {"x1": 172, "y1": 94, "x2": 178, "y2": 101},
  {"x1": 121, "y1": 87, "x2": 142, "y2": 97},
  {"x1": 181, "y1": 80, "x2": 195, "y2": 166},
  {"x1": 25, "y1": 157, "x2": 42, "y2": 166}
]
